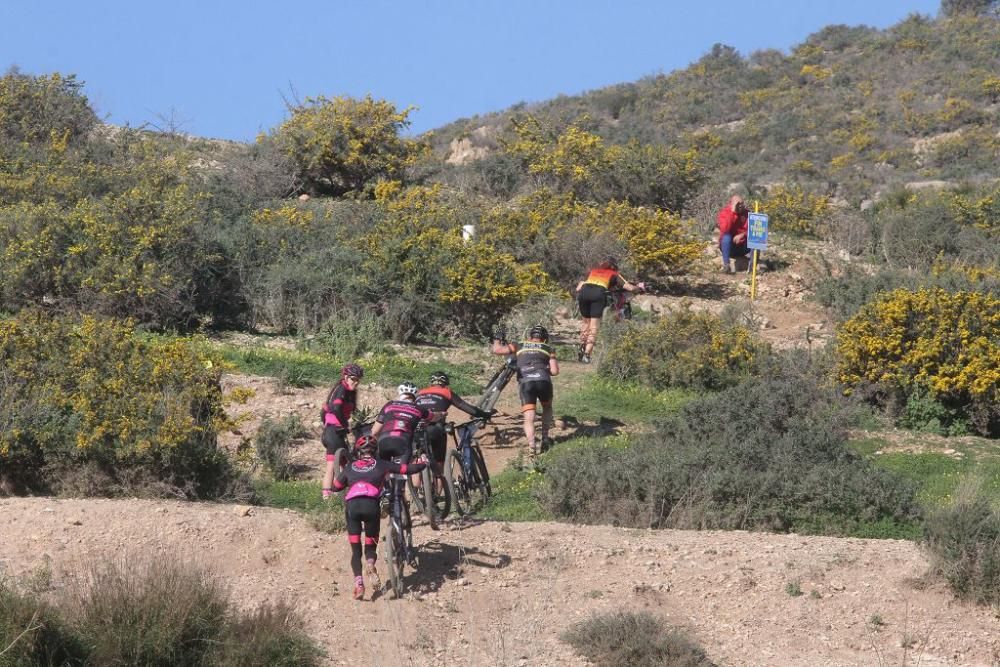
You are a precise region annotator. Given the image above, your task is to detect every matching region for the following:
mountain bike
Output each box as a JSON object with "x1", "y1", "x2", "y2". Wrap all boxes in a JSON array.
[
  {"x1": 406, "y1": 426, "x2": 450, "y2": 528},
  {"x1": 444, "y1": 416, "x2": 492, "y2": 516},
  {"x1": 478, "y1": 343, "x2": 518, "y2": 412},
  {"x1": 382, "y1": 467, "x2": 415, "y2": 598}
]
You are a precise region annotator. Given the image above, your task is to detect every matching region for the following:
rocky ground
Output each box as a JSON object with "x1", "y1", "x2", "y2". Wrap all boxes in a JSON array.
[{"x1": 2, "y1": 497, "x2": 999, "y2": 666}]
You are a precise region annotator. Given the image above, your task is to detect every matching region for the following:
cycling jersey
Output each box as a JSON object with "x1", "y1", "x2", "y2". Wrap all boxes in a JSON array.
[
  {"x1": 332, "y1": 456, "x2": 426, "y2": 501},
  {"x1": 374, "y1": 400, "x2": 429, "y2": 442},
  {"x1": 582, "y1": 268, "x2": 623, "y2": 290},
  {"x1": 515, "y1": 341, "x2": 554, "y2": 383},
  {"x1": 322, "y1": 381, "x2": 356, "y2": 429},
  {"x1": 415, "y1": 386, "x2": 482, "y2": 423}
]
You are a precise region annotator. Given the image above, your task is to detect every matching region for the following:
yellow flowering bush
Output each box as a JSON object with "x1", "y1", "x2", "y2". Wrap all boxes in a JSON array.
[
  {"x1": 270, "y1": 94, "x2": 427, "y2": 197},
  {"x1": 837, "y1": 288, "x2": 1000, "y2": 436},
  {"x1": 762, "y1": 184, "x2": 830, "y2": 236},
  {"x1": 0, "y1": 311, "x2": 231, "y2": 495}
]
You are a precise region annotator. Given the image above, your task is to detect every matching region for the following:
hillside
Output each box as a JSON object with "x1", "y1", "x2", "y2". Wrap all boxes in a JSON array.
[{"x1": 427, "y1": 11, "x2": 1000, "y2": 206}]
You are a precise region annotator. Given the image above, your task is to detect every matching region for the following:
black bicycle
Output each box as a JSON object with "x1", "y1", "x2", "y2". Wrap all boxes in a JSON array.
[
  {"x1": 478, "y1": 347, "x2": 518, "y2": 412},
  {"x1": 406, "y1": 427, "x2": 450, "y2": 528},
  {"x1": 444, "y1": 416, "x2": 492, "y2": 516},
  {"x1": 382, "y1": 467, "x2": 415, "y2": 599}
]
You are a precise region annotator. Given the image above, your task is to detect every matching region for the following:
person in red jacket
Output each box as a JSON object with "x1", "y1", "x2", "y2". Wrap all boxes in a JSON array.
[{"x1": 717, "y1": 195, "x2": 749, "y2": 273}]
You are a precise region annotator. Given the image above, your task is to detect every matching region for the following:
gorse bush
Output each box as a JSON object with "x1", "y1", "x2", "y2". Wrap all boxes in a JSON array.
[
  {"x1": 270, "y1": 94, "x2": 425, "y2": 197},
  {"x1": 761, "y1": 184, "x2": 830, "y2": 237},
  {"x1": 562, "y1": 610, "x2": 716, "y2": 667},
  {"x1": 0, "y1": 311, "x2": 232, "y2": 497},
  {"x1": 814, "y1": 263, "x2": 1000, "y2": 321},
  {"x1": 924, "y1": 483, "x2": 1000, "y2": 606},
  {"x1": 0, "y1": 558, "x2": 321, "y2": 667},
  {"x1": 539, "y1": 353, "x2": 921, "y2": 534},
  {"x1": 598, "y1": 307, "x2": 768, "y2": 391},
  {"x1": 837, "y1": 288, "x2": 1000, "y2": 436}
]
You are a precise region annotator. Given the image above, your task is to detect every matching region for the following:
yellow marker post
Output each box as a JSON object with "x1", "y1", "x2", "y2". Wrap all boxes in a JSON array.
[{"x1": 750, "y1": 200, "x2": 760, "y2": 301}]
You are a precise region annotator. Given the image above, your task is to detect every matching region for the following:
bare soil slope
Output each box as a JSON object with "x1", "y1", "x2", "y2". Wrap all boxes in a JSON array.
[{"x1": 2, "y1": 497, "x2": 998, "y2": 666}]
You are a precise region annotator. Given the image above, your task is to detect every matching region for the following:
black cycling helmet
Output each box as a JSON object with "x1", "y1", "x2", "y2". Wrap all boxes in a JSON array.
[
  {"x1": 430, "y1": 370, "x2": 450, "y2": 387},
  {"x1": 353, "y1": 434, "x2": 377, "y2": 457},
  {"x1": 341, "y1": 363, "x2": 364, "y2": 380},
  {"x1": 602, "y1": 255, "x2": 620, "y2": 271},
  {"x1": 529, "y1": 324, "x2": 549, "y2": 342}
]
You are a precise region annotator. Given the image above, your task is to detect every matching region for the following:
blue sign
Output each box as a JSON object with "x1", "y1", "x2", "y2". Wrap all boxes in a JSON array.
[{"x1": 747, "y1": 213, "x2": 769, "y2": 251}]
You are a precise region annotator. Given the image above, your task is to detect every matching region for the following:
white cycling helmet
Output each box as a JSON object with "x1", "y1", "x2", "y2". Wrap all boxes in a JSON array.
[{"x1": 397, "y1": 381, "x2": 418, "y2": 398}]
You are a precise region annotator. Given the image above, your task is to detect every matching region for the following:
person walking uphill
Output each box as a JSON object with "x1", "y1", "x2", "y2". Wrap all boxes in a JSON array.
[
  {"x1": 492, "y1": 325, "x2": 559, "y2": 459},
  {"x1": 321, "y1": 363, "x2": 363, "y2": 500},
  {"x1": 717, "y1": 195, "x2": 749, "y2": 273},
  {"x1": 574, "y1": 256, "x2": 644, "y2": 363},
  {"x1": 331, "y1": 434, "x2": 428, "y2": 600}
]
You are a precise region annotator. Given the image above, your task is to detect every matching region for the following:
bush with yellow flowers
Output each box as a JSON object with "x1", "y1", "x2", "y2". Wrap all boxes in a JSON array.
[
  {"x1": 270, "y1": 94, "x2": 427, "y2": 197},
  {"x1": 599, "y1": 307, "x2": 769, "y2": 391},
  {"x1": 837, "y1": 288, "x2": 1000, "y2": 436},
  {"x1": 761, "y1": 184, "x2": 830, "y2": 237},
  {"x1": 0, "y1": 311, "x2": 232, "y2": 496}
]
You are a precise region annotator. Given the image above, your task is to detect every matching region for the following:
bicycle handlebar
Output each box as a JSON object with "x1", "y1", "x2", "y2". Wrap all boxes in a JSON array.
[{"x1": 445, "y1": 415, "x2": 491, "y2": 433}]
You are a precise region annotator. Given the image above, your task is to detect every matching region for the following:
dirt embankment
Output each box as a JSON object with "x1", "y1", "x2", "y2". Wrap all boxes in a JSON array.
[{"x1": 2, "y1": 497, "x2": 999, "y2": 666}]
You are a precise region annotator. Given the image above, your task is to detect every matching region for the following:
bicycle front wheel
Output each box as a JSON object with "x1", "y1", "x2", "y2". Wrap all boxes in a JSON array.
[
  {"x1": 384, "y1": 519, "x2": 404, "y2": 599},
  {"x1": 331, "y1": 447, "x2": 350, "y2": 478},
  {"x1": 472, "y1": 446, "x2": 492, "y2": 501},
  {"x1": 445, "y1": 449, "x2": 472, "y2": 516}
]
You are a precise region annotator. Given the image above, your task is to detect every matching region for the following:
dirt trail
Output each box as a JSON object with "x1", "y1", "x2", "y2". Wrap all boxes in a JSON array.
[{"x1": 2, "y1": 497, "x2": 998, "y2": 666}]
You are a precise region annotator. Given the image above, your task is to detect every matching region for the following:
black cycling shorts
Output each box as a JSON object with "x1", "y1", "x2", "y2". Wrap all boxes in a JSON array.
[
  {"x1": 345, "y1": 497, "x2": 380, "y2": 539},
  {"x1": 321, "y1": 426, "x2": 347, "y2": 455},
  {"x1": 519, "y1": 380, "x2": 553, "y2": 408},
  {"x1": 377, "y1": 435, "x2": 411, "y2": 464},
  {"x1": 577, "y1": 284, "x2": 607, "y2": 318},
  {"x1": 424, "y1": 423, "x2": 448, "y2": 464}
]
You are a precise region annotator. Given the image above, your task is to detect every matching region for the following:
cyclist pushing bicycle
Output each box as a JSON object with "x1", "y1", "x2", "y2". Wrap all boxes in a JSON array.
[
  {"x1": 491, "y1": 325, "x2": 559, "y2": 459},
  {"x1": 416, "y1": 371, "x2": 494, "y2": 475},
  {"x1": 331, "y1": 434, "x2": 427, "y2": 601}
]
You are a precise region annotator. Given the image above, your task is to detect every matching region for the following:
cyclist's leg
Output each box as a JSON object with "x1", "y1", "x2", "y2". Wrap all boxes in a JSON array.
[
  {"x1": 539, "y1": 381, "x2": 555, "y2": 448},
  {"x1": 519, "y1": 382, "x2": 539, "y2": 455},
  {"x1": 321, "y1": 427, "x2": 346, "y2": 499},
  {"x1": 345, "y1": 500, "x2": 365, "y2": 597}
]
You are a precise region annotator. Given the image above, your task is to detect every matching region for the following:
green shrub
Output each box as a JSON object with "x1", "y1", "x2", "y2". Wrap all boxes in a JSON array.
[
  {"x1": 562, "y1": 610, "x2": 716, "y2": 667},
  {"x1": 539, "y1": 353, "x2": 921, "y2": 534},
  {"x1": 0, "y1": 558, "x2": 322, "y2": 666},
  {"x1": 255, "y1": 414, "x2": 307, "y2": 481},
  {"x1": 924, "y1": 484, "x2": 1000, "y2": 605},
  {"x1": 900, "y1": 390, "x2": 970, "y2": 436},
  {"x1": 0, "y1": 69, "x2": 97, "y2": 150},
  {"x1": 310, "y1": 310, "x2": 391, "y2": 359},
  {"x1": 74, "y1": 559, "x2": 230, "y2": 666},
  {"x1": 0, "y1": 312, "x2": 232, "y2": 497},
  {"x1": 598, "y1": 307, "x2": 768, "y2": 391},
  {"x1": 0, "y1": 578, "x2": 84, "y2": 667}
]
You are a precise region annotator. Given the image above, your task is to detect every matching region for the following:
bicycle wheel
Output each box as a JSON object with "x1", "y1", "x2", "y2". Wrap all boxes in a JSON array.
[
  {"x1": 445, "y1": 448, "x2": 472, "y2": 516},
  {"x1": 383, "y1": 520, "x2": 404, "y2": 599},
  {"x1": 419, "y1": 466, "x2": 439, "y2": 529},
  {"x1": 331, "y1": 447, "x2": 350, "y2": 478},
  {"x1": 472, "y1": 446, "x2": 492, "y2": 500}
]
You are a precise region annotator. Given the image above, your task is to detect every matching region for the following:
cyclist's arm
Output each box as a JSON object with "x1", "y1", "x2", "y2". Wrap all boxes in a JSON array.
[
  {"x1": 549, "y1": 356, "x2": 560, "y2": 377},
  {"x1": 370, "y1": 415, "x2": 384, "y2": 438},
  {"x1": 332, "y1": 471, "x2": 348, "y2": 492},
  {"x1": 620, "y1": 277, "x2": 644, "y2": 293},
  {"x1": 390, "y1": 460, "x2": 427, "y2": 476},
  {"x1": 452, "y1": 393, "x2": 491, "y2": 418},
  {"x1": 575, "y1": 280, "x2": 585, "y2": 292},
  {"x1": 491, "y1": 340, "x2": 515, "y2": 356}
]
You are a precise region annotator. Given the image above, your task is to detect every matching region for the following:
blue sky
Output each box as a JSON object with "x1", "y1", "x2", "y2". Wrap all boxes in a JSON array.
[{"x1": 1, "y1": 1, "x2": 941, "y2": 141}]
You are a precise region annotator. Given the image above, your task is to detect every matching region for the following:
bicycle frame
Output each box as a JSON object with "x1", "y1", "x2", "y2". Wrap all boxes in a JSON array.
[{"x1": 477, "y1": 354, "x2": 517, "y2": 414}]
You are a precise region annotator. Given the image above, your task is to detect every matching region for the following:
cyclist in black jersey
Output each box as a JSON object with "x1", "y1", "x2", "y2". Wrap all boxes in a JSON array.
[
  {"x1": 415, "y1": 371, "x2": 492, "y2": 472},
  {"x1": 321, "y1": 363, "x2": 363, "y2": 500},
  {"x1": 491, "y1": 325, "x2": 559, "y2": 458},
  {"x1": 370, "y1": 382, "x2": 430, "y2": 464},
  {"x1": 332, "y1": 434, "x2": 427, "y2": 600}
]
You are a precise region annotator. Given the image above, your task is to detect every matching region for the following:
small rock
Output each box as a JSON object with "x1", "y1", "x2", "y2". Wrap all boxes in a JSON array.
[
  {"x1": 67, "y1": 519, "x2": 82, "y2": 526},
  {"x1": 830, "y1": 582, "x2": 846, "y2": 591},
  {"x1": 234, "y1": 505, "x2": 253, "y2": 517},
  {"x1": 298, "y1": 193, "x2": 310, "y2": 201},
  {"x1": 457, "y1": 578, "x2": 469, "y2": 586}
]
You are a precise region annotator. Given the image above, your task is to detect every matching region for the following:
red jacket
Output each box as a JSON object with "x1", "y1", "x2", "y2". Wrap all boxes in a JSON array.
[{"x1": 717, "y1": 207, "x2": 748, "y2": 243}]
